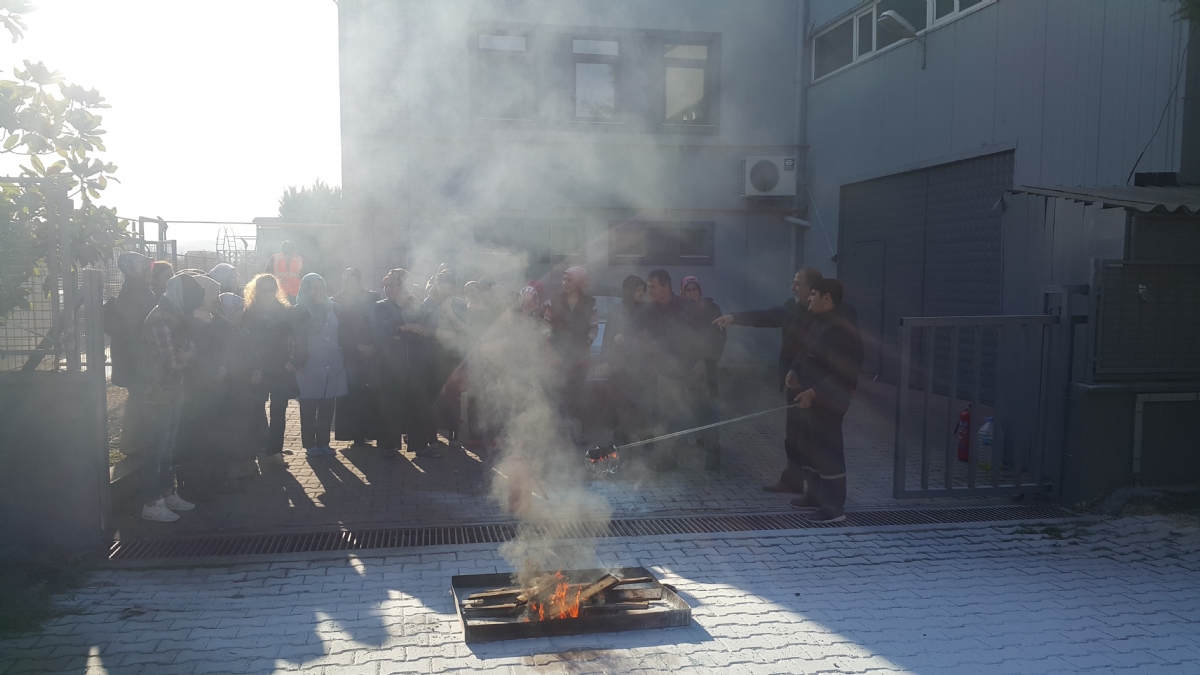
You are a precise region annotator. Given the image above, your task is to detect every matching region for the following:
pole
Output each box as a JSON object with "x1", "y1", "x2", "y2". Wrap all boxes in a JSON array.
[{"x1": 586, "y1": 403, "x2": 800, "y2": 461}]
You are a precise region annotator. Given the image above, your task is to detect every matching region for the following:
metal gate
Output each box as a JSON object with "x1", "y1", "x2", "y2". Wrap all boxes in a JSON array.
[{"x1": 893, "y1": 313, "x2": 1060, "y2": 499}]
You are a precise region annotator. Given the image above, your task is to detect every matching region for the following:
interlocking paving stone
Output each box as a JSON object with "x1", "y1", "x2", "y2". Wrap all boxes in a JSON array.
[{"x1": 4, "y1": 516, "x2": 1200, "y2": 674}]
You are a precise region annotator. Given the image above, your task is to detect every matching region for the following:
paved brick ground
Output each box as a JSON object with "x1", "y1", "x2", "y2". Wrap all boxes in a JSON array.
[
  {"x1": 3, "y1": 515, "x2": 1199, "y2": 674},
  {"x1": 114, "y1": 369, "x2": 997, "y2": 540}
]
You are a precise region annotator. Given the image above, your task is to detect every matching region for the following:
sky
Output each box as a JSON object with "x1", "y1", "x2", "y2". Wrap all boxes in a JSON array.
[{"x1": 0, "y1": 0, "x2": 342, "y2": 251}]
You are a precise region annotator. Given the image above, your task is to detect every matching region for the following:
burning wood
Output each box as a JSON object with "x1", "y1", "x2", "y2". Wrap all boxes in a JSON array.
[{"x1": 460, "y1": 572, "x2": 663, "y2": 621}]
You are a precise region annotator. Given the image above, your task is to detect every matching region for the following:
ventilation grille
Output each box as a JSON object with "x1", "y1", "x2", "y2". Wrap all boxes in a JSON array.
[{"x1": 108, "y1": 504, "x2": 1075, "y2": 561}]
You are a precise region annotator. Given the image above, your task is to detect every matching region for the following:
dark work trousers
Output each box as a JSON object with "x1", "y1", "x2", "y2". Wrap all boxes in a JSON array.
[
  {"x1": 377, "y1": 388, "x2": 405, "y2": 452},
  {"x1": 688, "y1": 369, "x2": 719, "y2": 463},
  {"x1": 378, "y1": 382, "x2": 436, "y2": 452},
  {"x1": 261, "y1": 386, "x2": 290, "y2": 455},
  {"x1": 299, "y1": 398, "x2": 335, "y2": 449},
  {"x1": 404, "y1": 379, "x2": 438, "y2": 450},
  {"x1": 782, "y1": 390, "x2": 807, "y2": 489},
  {"x1": 802, "y1": 404, "x2": 848, "y2": 515},
  {"x1": 335, "y1": 384, "x2": 376, "y2": 444}
]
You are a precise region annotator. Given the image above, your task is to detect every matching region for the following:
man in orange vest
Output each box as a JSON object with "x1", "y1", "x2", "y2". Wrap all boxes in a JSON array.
[{"x1": 265, "y1": 240, "x2": 304, "y2": 302}]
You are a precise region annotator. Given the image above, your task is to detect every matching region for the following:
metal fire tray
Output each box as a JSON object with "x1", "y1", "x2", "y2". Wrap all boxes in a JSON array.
[{"x1": 451, "y1": 566, "x2": 691, "y2": 643}]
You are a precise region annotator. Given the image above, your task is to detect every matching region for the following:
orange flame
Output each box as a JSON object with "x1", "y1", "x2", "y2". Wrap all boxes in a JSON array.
[{"x1": 527, "y1": 572, "x2": 583, "y2": 621}]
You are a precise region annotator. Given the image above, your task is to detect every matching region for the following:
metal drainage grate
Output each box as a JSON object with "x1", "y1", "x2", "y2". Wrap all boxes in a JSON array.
[{"x1": 108, "y1": 504, "x2": 1076, "y2": 561}]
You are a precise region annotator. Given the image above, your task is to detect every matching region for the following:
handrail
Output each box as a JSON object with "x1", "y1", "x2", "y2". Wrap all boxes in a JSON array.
[{"x1": 901, "y1": 315, "x2": 1060, "y2": 327}]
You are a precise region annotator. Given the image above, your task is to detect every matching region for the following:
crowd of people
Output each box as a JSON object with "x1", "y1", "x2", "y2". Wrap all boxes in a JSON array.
[{"x1": 106, "y1": 241, "x2": 743, "y2": 524}]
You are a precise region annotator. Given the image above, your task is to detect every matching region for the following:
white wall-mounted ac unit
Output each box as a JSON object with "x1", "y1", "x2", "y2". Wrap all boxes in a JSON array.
[{"x1": 740, "y1": 156, "x2": 797, "y2": 197}]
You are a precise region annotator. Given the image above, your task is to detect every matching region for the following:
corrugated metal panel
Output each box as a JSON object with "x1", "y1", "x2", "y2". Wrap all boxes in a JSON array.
[
  {"x1": 1009, "y1": 185, "x2": 1200, "y2": 214},
  {"x1": 1094, "y1": 261, "x2": 1200, "y2": 377},
  {"x1": 808, "y1": 0, "x2": 1187, "y2": 253},
  {"x1": 840, "y1": 167, "x2": 927, "y2": 384},
  {"x1": 840, "y1": 151, "x2": 1013, "y2": 388}
]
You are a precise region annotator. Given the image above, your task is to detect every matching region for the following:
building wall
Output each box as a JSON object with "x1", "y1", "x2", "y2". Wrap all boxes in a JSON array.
[
  {"x1": 339, "y1": 0, "x2": 805, "y2": 361},
  {"x1": 805, "y1": 0, "x2": 1188, "y2": 279}
]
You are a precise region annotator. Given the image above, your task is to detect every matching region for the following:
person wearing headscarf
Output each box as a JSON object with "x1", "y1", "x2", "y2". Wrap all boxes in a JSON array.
[
  {"x1": 544, "y1": 266, "x2": 598, "y2": 442},
  {"x1": 333, "y1": 268, "x2": 380, "y2": 448},
  {"x1": 174, "y1": 274, "x2": 229, "y2": 497},
  {"x1": 424, "y1": 271, "x2": 469, "y2": 445},
  {"x1": 242, "y1": 273, "x2": 298, "y2": 467},
  {"x1": 602, "y1": 274, "x2": 647, "y2": 445},
  {"x1": 106, "y1": 252, "x2": 157, "y2": 464},
  {"x1": 680, "y1": 275, "x2": 726, "y2": 470},
  {"x1": 292, "y1": 273, "x2": 348, "y2": 457},
  {"x1": 136, "y1": 273, "x2": 203, "y2": 522},
  {"x1": 372, "y1": 268, "x2": 439, "y2": 459},
  {"x1": 208, "y1": 263, "x2": 241, "y2": 296},
  {"x1": 149, "y1": 260, "x2": 174, "y2": 300}
]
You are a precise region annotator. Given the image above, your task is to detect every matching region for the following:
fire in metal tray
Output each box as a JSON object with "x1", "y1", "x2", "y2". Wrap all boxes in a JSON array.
[{"x1": 451, "y1": 567, "x2": 692, "y2": 642}]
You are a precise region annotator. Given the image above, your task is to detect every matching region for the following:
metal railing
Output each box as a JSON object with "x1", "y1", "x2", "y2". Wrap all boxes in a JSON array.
[{"x1": 893, "y1": 314, "x2": 1060, "y2": 499}]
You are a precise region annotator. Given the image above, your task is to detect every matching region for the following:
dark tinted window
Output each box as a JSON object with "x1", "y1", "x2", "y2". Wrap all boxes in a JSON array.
[{"x1": 814, "y1": 20, "x2": 853, "y2": 79}]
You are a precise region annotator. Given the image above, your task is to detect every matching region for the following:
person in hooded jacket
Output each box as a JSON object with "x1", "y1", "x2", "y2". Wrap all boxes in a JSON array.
[
  {"x1": 173, "y1": 274, "x2": 226, "y2": 497},
  {"x1": 601, "y1": 275, "x2": 647, "y2": 445},
  {"x1": 333, "y1": 268, "x2": 381, "y2": 448},
  {"x1": 107, "y1": 252, "x2": 157, "y2": 461},
  {"x1": 291, "y1": 273, "x2": 348, "y2": 457},
  {"x1": 137, "y1": 273, "x2": 202, "y2": 522},
  {"x1": 372, "y1": 268, "x2": 439, "y2": 459},
  {"x1": 680, "y1": 275, "x2": 726, "y2": 470},
  {"x1": 544, "y1": 266, "x2": 598, "y2": 441},
  {"x1": 242, "y1": 273, "x2": 298, "y2": 467},
  {"x1": 215, "y1": 293, "x2": 260, "y2": 482}
]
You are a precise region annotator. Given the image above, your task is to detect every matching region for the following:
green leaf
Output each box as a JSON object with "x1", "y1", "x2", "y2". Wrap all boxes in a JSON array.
[
  {"x1": 29, "y1": 153, "x2": 43, "y2": 174},
  {"x1": 2, "y1": 133, "x2": 17, "y2": 149}
]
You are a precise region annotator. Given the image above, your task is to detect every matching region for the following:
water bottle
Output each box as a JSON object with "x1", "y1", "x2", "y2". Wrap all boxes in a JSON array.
[{"x1": 976, "y1": 417, "x2": 1002, "y2": 465}]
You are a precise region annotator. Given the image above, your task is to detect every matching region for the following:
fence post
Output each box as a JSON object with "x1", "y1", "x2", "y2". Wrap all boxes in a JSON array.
[{"x1": 81, "y1": 270, "x2": 106, "y2": 379}]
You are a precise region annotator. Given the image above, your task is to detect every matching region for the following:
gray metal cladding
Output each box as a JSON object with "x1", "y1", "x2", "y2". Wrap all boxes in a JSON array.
[{"x1": 839, "y1": 150, "x2": 1013, "y2": 389}]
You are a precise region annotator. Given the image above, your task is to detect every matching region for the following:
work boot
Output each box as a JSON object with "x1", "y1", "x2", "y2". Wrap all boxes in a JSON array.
[
  {"x1": 762, "y1": 481, "x2": 804, "y2": 494},
  {"x1": 789, "y1": 495, "x2": 820, "y2": 510}
]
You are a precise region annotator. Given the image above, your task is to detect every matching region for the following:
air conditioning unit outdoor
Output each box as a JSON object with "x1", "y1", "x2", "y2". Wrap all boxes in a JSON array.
[{"x1": 740, "y1": 156, "x2": 797, "y2": 197}]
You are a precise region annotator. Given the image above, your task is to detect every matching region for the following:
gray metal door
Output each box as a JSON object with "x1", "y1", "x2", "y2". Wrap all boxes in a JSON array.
[
  {"x1": 851, "y1": 240, "x2": 885, "y2": 376},
  {"x1": 838, "y1": 151, "x2": 1014, "y2": 387}
]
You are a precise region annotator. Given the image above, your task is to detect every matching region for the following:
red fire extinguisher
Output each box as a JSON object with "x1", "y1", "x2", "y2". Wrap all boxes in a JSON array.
[{"x1": 955, "y1": 405, "x2": 972, "y2": 462}]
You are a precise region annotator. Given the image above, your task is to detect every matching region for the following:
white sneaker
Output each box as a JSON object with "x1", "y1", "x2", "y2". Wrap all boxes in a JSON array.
[
  {"x1": 163, "y1": 493, "x2": 195, "y2": 511},
  {"x1": 142, "y1": 499, "x2": 180, "y2": 522}
]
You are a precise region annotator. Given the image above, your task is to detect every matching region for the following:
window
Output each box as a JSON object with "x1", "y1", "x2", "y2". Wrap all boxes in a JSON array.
[
  {"x1": 814, "y1": 19, "x2": 853, "y2": 80},
  {"x1": 936, "y1": 0, "x2": 982, "y2": 23},
  {"x1": 856, "y1": 10, "x2": 875, "y2": 58},
  {"x1": 609, "y1": 222, "x2": 714, "y2": 266},
  {"x1": 573, "y1": 39, "x2": 618, "y2": 120},
  {"x1": 813, "y1": 0, "x2": 990, "y2": 81},
  {"x1": 474, "y1": 33, "x2": 533, "y2": 120},
  {"x1": 470, "y1": 23, "x2": 718, "y2": 132},
  {"x1": 476, "y1": 220, "x2": 583, "y2": 266},
  {"x1": 664, "y1": 44, "x2": 710, "y2": 124}
]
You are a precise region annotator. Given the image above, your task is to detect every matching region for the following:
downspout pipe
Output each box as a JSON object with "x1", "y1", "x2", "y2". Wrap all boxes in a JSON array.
[{"x1": 792, "y1": 0, "x2": 811, "y2": 273}]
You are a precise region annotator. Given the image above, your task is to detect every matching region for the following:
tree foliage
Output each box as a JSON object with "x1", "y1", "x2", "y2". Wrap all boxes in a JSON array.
[
  {"x1": 0, "y1": 1, "x2": 125, "y2": 321},
  {"x1": 278, "y1": 179, "x2": 342, "y2": 224},
  {"x1": 1178, "y1": 0, "x2": 1200, "y2": 22}
]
